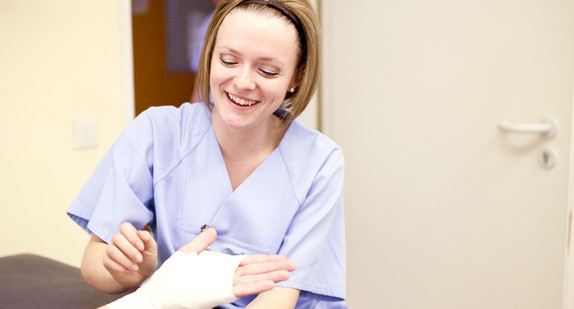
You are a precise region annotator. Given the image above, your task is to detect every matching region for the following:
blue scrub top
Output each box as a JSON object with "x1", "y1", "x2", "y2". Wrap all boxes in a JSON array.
[{"x1": 68, "y1": 102, "x2": 347, "y2": 308}]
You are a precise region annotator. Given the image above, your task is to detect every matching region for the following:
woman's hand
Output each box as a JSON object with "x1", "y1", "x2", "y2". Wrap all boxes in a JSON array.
[{"x1": 103, "y1": 222, "x2": 158, "y2": 289}]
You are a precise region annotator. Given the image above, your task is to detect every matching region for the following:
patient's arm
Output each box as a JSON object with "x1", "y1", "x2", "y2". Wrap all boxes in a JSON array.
[{"x1": 99, "y1": 228, "x2": 295, "y2": 309}]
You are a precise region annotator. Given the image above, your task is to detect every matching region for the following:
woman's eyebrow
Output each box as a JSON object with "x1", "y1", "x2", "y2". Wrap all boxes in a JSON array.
[
  {"x1": 216, "y1": 46, "x2": 285, "y2": 66},
  {"x1": 215, "y1": 46, "x2": 238, "y2": 54},
  {"x1": 258, "y1": 56, "x2": 283, "y2": 64}
]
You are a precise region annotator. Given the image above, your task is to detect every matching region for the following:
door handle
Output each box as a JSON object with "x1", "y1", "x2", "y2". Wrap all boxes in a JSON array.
[{"x1": 497, "y1": 118, "x2": 557, "y2": 138}]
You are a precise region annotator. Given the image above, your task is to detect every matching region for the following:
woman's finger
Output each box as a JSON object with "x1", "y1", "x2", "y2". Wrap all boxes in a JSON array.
[
  {"x1": 104, "y1": 243, "x2": 137, "y2": 273},
  {"x1": 238, "y1": 254, "x2": 289, "y2": 265},
  {"x1": 137, "y1": 229, "x2": 157, "y2": 253},
  {"x1": 120, "y1": 222, "x2": 144, "y2": 251},
  {"x1": 232, "y1": 280, "x2": 275, "y2": 298},
  {"x1": 111, "y1": 232, "x2": 143, "y2": 266},
  {"x1": 235, "y1": 259, "x2": 296, "y2": 277},
  {"x1": 103, "y1": 251, "x2": 131, "y2": 274},
  {"x1": 234, "y1": 269, "x2": 290, "y2": 285}
]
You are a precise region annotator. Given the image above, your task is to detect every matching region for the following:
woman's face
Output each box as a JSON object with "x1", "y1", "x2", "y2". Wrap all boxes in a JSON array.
[{"x1": 210, "y1": 8, "x2": 300, "y2": 131}]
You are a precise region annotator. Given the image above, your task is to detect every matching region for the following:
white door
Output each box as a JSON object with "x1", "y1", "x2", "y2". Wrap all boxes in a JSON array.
[{"x1": 320, "y1": 1, "x2": 574, "y2": 308}]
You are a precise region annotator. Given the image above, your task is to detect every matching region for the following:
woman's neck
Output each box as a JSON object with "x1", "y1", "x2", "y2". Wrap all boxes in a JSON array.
[
  {"x1": 211, "y1": 112, "x2": 287, "y2": 161},
  {"x1": 211, "y1": 112, "x2": 288, "y2": 190}
]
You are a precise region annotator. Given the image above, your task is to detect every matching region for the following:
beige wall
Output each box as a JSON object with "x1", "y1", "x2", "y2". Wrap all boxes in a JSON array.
[
  {"x1": 0, "y1": 0, "x2": 130, "y2": 266},
  {"x1": 321, "y1": 0, "x2": 574, "y2": 308}
]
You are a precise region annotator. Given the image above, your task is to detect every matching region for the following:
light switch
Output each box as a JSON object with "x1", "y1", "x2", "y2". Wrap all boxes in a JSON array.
[{"x1": 72, "y1": 116, "x2": 99, "y2": 150}]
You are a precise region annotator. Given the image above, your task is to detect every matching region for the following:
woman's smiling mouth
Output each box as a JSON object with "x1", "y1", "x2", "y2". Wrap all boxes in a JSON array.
[{"x1": 227, "y1": 92, "x2": 258, "y2": 106}]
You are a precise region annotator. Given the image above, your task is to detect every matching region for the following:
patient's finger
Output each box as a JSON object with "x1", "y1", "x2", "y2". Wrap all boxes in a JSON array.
[{"x1": 178, "y1": 227, "x2": 217, "y2": 254}]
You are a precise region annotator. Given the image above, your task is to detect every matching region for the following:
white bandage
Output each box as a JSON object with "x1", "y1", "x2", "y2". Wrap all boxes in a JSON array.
[{"x1": 108, "y1": 251, "x2": 245, "y2": 309}]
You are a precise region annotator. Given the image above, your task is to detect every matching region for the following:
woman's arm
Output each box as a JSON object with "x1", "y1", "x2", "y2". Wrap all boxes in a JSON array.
[
  {"x1": 81, "y1": 222, "x2": 158, "y2": 293},
  {"x1": 245, "y1": 287, "x2": 300, "y2": 309}
]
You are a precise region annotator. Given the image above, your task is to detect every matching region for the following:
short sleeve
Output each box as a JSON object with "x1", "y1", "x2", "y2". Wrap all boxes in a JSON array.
[
  {"x1": 276, "y1": 147, "x2": 346, "y2": 302},
  {"x1": 67, "y1": 112, "x2": 156, "y2": 243}
]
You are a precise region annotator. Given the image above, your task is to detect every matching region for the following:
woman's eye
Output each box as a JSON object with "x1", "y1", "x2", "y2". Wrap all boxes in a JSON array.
[
  {"x1": 259, "y1": 69, "x2": 279, "y2": 77},
  {"x1": 220, "y1": 58, "x2": 236, "y2": 66}
]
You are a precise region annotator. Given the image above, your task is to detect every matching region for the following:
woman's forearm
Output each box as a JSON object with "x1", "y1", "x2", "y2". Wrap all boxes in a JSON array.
[{"x1": 245, "y1": 287, "x2": 300, "y2": 309}]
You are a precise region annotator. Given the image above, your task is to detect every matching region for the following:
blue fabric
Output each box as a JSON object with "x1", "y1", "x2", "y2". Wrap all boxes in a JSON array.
[{"x1": 68, "y1": 102, "x2": 347, "y2": 308}]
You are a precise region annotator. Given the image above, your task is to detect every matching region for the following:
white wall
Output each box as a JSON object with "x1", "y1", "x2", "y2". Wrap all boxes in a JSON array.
[
  {"x1": 297, "y1": 0, "x2": 319, "y2": 130},
  {"x1": 0, "y1": 0, "x2": 130, "y2": 266}
]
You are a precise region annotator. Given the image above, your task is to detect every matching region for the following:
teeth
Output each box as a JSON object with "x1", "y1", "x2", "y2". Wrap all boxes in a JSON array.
[{"x1": 228, "y1": 93, "x2": 256, "y2": 106}]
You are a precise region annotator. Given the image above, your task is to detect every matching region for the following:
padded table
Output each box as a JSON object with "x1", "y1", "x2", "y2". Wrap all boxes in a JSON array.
[{"x1": 0, "y1": 254, "x2": 129, "y2": 308}]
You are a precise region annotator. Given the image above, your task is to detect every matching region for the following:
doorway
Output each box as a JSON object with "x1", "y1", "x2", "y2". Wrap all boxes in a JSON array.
[{"x1": 131, "y1": 0, "x2": 215, "y2": 115}]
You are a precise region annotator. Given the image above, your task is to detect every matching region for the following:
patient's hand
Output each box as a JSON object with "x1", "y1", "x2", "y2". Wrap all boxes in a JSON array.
[
  {"x1": 102, "y1": 228, "x2": 295, "y2": 309},
  {"x1": 177, "y1": 228, "x2": 296, "y2": 298}
]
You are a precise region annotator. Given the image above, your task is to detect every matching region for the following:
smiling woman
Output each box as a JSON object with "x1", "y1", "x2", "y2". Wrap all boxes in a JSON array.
[
  {"x1": 209, "y1": 7, "x2": 300, "y2": 147},
  {"x1": 68, "y1": 1, "x2": 347, "y2": 308},
  {"x1": 198, "y1": 0, "x2": 320, "y2": 124}
]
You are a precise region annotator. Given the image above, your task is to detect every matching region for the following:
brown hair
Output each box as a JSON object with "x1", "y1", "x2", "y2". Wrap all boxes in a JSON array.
[{"x1": 197, "y1": 0, "x2": 320, "y2": 124}]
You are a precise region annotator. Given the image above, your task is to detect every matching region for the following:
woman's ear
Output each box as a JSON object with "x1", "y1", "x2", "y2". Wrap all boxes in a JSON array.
[{"x1": 289, "y1": 64, "x2": 305, "y2": 93}]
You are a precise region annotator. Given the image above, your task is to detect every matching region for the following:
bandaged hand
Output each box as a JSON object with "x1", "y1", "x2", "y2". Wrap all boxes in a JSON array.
[
  {"x1": 105, "y1": 228, "x2": 295, "y2": 309},
  {"x1": 107, "y1": 251, "x2": 243, "y2": 309}
]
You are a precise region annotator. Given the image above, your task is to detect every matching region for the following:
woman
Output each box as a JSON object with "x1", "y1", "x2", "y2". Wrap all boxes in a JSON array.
[{"x1": 68, "y1": 0, "x2": 347, "y2": 307}]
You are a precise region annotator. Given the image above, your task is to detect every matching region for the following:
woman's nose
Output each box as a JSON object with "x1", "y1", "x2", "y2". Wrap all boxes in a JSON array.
[{"x1": 234, "y1": 67, "x2": 256, "y2": 90}]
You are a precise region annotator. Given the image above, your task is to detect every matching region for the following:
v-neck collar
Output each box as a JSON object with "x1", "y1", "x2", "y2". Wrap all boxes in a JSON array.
[
  {"x1": 180, "y1": 122, "x2": 294, "y2": 247},
  {"x1": 177, "y1": 108, "x2": 302, "y2": 253},
  {"x1": 207, "y1": 123, "x2": 287, "y2": 193}
]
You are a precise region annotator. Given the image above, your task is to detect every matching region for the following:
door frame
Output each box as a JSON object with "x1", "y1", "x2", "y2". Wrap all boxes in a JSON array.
[
  {"x1": 565, "y1": 82, "x2": 574, "y2": 307},
  {"x1": 120, "y1": 0, "x2": 135, "y2": 125}
]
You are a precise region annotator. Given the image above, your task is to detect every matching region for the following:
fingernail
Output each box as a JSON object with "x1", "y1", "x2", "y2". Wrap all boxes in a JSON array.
[
  {"x1": 131, "y1": 264, "x2": 139, "y2": 272},
  {"x1": 137, "y1": 241, "x2": 144, "y2": 251}
]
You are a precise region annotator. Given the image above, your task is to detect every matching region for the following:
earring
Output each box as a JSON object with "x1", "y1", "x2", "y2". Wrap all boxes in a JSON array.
[{"x1": 289, "y1": 87, "x2": 295, "y2": 93}]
